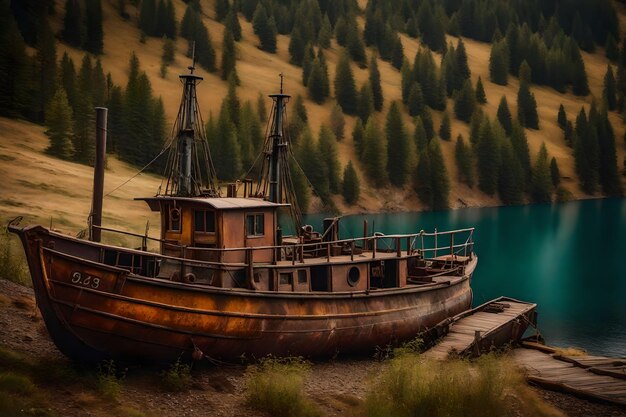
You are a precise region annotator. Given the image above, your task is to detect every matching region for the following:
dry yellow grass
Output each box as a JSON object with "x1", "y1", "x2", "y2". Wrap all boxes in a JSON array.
[
  {"x1": 1, "y1": 0, "x2": 624, "y2": 230},
  {"x1": 0, "y1": 117, "x2": 160, "y2": 236}
]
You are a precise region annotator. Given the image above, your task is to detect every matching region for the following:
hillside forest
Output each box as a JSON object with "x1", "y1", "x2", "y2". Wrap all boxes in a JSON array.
[{"x1": 1, "y1": 0, "x2": 625, "y2": 215}]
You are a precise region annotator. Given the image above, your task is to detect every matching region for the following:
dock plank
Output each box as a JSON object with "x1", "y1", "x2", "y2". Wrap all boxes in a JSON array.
[{"x1": 512, "y1": 348, "x2": 626, "y2": 407}]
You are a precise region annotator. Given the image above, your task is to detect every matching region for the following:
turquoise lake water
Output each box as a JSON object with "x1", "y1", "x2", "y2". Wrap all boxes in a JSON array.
[{"x1": 304, "y1": 198, "x2": 626, "y2": 357}]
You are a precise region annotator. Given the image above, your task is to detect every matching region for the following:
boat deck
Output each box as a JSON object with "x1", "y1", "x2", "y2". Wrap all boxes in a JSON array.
[
  {"x1": 512, "y1": 345, "x2": 626, "y2": 406},
  {"x1": 424, "y1": 297, "x2": 537, "y2": 360}
]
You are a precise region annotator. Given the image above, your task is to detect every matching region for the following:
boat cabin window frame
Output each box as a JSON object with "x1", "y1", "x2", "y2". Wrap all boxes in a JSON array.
[
  {"x1": 167, "y1": 206, "x2": 182, "y2": 232},
  {"x1": 246, "y1": 213, "x2": 265, "y2": 238},
  {"x1": 194, "y1": 209, "x2": 216, "y2": 234}
]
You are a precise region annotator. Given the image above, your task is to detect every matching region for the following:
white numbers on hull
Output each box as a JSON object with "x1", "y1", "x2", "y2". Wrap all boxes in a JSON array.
[{"x1": 71, "y1": 271, "x2": 100, "y2": 289}]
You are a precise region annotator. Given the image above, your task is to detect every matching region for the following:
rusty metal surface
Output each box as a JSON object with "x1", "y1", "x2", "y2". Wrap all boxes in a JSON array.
[{"x1": 10, "y1": 225, "x2": 475, "y2": 362}]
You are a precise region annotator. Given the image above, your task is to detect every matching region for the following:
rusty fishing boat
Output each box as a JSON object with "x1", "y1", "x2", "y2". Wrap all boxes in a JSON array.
[{"x1": 9, "y1": 61, "x2": 478, "y2": 363}]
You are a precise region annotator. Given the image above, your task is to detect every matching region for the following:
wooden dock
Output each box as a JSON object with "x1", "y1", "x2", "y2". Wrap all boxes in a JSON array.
[
  {"x1": 424, "y1": 297, "x2": 537, "y2": 360},
  {"x1": 512, "y1": 344, "x2": 626, "y2": 406}
]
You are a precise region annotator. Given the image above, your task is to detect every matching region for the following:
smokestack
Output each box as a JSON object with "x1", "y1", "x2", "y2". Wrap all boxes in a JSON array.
[{"x1": 90, "y1": 107, "x2": 108, "y2": 242}]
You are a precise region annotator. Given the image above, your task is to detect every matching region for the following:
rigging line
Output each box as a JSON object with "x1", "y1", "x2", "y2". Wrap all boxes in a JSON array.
[
  {"x1": 288, "y1": 149, "x2": 320, "y2": 198},
  {"x1": 104, "y1": 146, "x2": 169, "y2": 197}
]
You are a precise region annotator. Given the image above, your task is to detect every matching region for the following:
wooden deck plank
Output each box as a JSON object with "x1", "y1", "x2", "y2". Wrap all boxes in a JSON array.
[{"x1": 512, "y1": 348, "x2": 626, "y2": 407}]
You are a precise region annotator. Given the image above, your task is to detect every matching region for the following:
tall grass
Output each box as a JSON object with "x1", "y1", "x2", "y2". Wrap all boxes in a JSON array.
[
  {"x1": 159, "y1": 359, "x2": 192, "y2": 392},
  {"x1": 365, "y1": 353, "x2": 560, "y2": 417},
  {"x1": 0, "y1": 232, "x2": 30, "y2": 286},
  {"x1": 245, "y1": 357, "x2": 321, "y2": 417}
]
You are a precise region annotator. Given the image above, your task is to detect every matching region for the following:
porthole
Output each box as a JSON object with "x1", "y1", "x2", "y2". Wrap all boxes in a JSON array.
[{"x1": 347, "y1": 267, "x2": 360, "y2": 287}]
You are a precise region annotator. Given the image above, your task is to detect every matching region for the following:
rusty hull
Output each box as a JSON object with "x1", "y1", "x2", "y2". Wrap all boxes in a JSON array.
[{"x1": 11, "y1": 225, "x2": 475, "y2": 362}]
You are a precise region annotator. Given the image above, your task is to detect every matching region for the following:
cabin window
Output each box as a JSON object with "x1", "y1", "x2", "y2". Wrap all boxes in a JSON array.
[
  {"x1": 297, "y1": 270, "x2": 307, "y2": 284},
  {"x1": 279, "y1": 272, "x2": 292, "y2": 285},
  {"x1": 168, "y1": 207, "x2": 181, "y2": 232},
  {"x1": 194, "y1": 210, "x2": 215, "y2": 233},
  {"x1": 246, "y1": 213, "x2": 264, "y2": 237}
]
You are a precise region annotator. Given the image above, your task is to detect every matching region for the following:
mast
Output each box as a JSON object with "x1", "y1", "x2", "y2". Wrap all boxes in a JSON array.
[
  {"x1": 160, "y1": 45, "x2": 219, "y2": 197},
  {"x1": 252, "y1": 74, "x2": 302, "y2": 231}
]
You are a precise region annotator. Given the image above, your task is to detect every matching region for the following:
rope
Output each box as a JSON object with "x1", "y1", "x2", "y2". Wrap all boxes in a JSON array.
[{"x1": 104, "y1": 146, "x2": 169, "y2": 197}]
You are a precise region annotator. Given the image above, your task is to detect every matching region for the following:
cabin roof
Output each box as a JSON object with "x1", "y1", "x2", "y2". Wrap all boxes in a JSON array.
[{"x1": 136, "y1": 196, "x2": 289, "y2": 212}]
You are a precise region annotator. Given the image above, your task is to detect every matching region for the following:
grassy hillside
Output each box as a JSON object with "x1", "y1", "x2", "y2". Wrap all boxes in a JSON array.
[{"x1": 1, "y1": 0, "x2": 625, "y2": 232}]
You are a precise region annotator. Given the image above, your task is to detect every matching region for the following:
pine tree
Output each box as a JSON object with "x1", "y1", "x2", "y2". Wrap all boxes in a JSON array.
[
  {"x1": 62, "y1": 0, "x2": 82, "y2": 47},
  {"x1": 296, "y1": 128, "x2": 329, "y2": 201},
  {"x1": 221, "y1": 27, "x2": 237, "y2": 82},
  {"x1": 318, "y1": 15, "x2": 332, "y2": 49},
  {"x1": 455, "y1": 38, "x2": 471, "y2": 82},
  {"x1": 257, "y1": 92, "x2": 267, "y2": 123},
  {"x1": 407, "y1": 82, "x2": 424, "y2": 117},
  {"x1": 290, "y1": 159, "x2": 311, "y2": 213},
  {"x1": 106, "y1": 85, "x2": 123, "y2": 153},
  {"x1": 469, "y1": 108, "x2": 483, "y2": 146},
  {"x1": 518, "y1": 60, "x2": 532, "y2": 86},
  {"x1": 385, "y1": 101, "x2": 410, "y2": 186},
  {"x1": 498, "y1": 139, "x2": 524, "y2": 205},
  {"x1": 288, "y1": 28, "x2": 305, "y2": 66},
  {"x1": 489, "y1": 39, "x2": 509, "y2": 85},
  {"x1": 369, "y1": 55, "x2": 383, "y2": 111},
  {"x1": 596, "y1": 108, "x2": 622, "y2": 196},
  {"x1": 91, "y1": 59, "x2": 106, "y2": 107},
  {"x1": 414, "y1": 149, "x2": 432, "y2": 207},
  {"x1": 391, "y1": 36, "x2": 404, "y2": 70},
  {"x1": 34, "y1": 21, "x2": 57, "y2": 122},
  {"x1": 149, "y1": 96, "x2": 166, "y2": 171},
  {"x1": 215, "y1": 0, "x2": 229, "y2": 22},
  {"x1": 417, "y1": 0, "x2": 445, "y2": 52},
  {"x1": 475, "y1": 76, "x2": 487, "y2": 104},
  {"x1": 334, "y1": 51, "x2": 358, "y2": 115},
  {"x1": 252, "y1": 4, "x2": 277, "y2": 53},
  {"x1": 307, "y1": 58, "x2": 326, "y2": 104},
  {"x1": 550, "y1": 157, "x2": 560, "y2": 187},
  {"x1": 557, "y1": 104, "x2": 567, "y2": 130},
  {"x1": 72, "y1": 55, "x2": 95, "y2": 164},
  {"x1": 454, "y1": 134, "x2": 473, "y2": 187},
  {"x1": 163, "y1": 0, "x2": 176, "y2": 39},
  {"x1": 439, "y1": 111, "x2": 451, "y2": 140},
  {"x1": 301, "y1": 44, "x2": 315, "y2": 86},
  {"x1": 139, "y1": 0, "x2": 157, "y2": 36},
  {"x1": 605, "y1": 34, "x2": 619, "y2": 62},
  {"x1": 496, "y1": 96, "x2": 512, "y2": 136},
  {"x1": 429, "y1": 139, "x2": 450, "y2": 209},
  {"x1": 414, "y1": 117, "x2": 429, "y2": 154},
  {"x1": 572, "y1": 48, "x2": 590, "y2": 96},
  {"x1": 224, "y1": 75, "x2": 240, "y2": 125},
  {"x1": 353, "y1": 118, "x2": 365, "y2": 158},
  {"x1": 517, "y1": 82, "x2": 539, "y2": 129},
  {"x1": 45, "y1": 88, "x2": 74, "y2": 159},
  {"x1": 59, "y1": 53, "x2": 77, "y2": 111},
  {"x1": 342, "y1": 161, "x2": 360, "y2": 205},
  {"x1": 357, "y1": 82, "x2": 374, "y2": 123},
  {"x1": 454, "y1": 79, "x2": 476, "y2": 123},
  {"x1": 531, "y1": 143, "x2": 553, "y2": 203},
  {"x1": 318, "y1": 125, "x2": 340, "y2": 193},
  {"x1": 510, "y1": 122, "x2": 532, "y2": 189},
  {"x1": 401, "y1": 59, "x2": 413, "y2": 104},
  {"x1": 225, "y1": 8, "x2": 242, "y2": 41},
  {"x1": 84, "y1": 0, "x2": 103, "y2": 54},
  {"x1": 422, "y1": 107, "x2": 435, "y2": 140},
  {"x1": 476, "y1": 118, "x2": 500, "y2": 195},
  {"x1": 329, "y1": 103, "x2": 345, "y2": 141},
  {"x1": 346, "y1": 24, "x2": 366, "y2": 66},
  {"x1": 194, "y1": 21, "x2": 216, "y2": 72},
  {"x1": 603, "y1": 65, "x2": 617, "y2": 111},
  {"x1": 362, "y1": 117, "x2": 388, "y2": 187}
]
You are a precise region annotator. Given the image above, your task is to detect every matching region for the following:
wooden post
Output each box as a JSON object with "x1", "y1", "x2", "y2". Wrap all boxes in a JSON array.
[
  {"x1": 90, "y1": 107, "x2": 107, "y2": 242},
  {"x1": 372, "y1": 237, "x2": 377, "y2": 259},
  {"x1": 363, "y1": 219, "x2": 368, "y2": 250},
  {"x1": 407, "y1": 237, "x2": 412, "y2": 256},
  {"x1": 473, "y1": 330, "x2": 481, "y2": 356},
  {"x1": 396, "y1": 237, "x2": 401, "y2": 257},
  {"x1": 350, "y1": 240, "x2": 354, "y2": 261},
  {"x1": 246, "y1": 248, "x2": 254, "y2": 287}
]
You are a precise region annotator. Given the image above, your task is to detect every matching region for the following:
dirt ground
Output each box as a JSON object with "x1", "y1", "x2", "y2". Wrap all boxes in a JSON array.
[{"x1": 1, "y1": 278, "x2": 625, "y2": 417}]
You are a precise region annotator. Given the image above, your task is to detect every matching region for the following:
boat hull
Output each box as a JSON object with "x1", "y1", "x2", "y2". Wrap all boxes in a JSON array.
[{"x1": 12, "y1": 225, "x2": 475, "y2": 362}]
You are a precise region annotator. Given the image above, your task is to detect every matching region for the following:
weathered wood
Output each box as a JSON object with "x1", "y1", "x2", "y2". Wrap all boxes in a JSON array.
[
  {"x1": 424, "y1": 297, "x2": 537, "y2": 360},
  {"x1": 512, "y1": 348, "x2": 626, "y2": 407}
]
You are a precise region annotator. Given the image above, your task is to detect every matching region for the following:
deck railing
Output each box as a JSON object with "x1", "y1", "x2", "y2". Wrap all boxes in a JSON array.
[{"x1": 93, "y1": 224, "x2": 475, "y2": 267}]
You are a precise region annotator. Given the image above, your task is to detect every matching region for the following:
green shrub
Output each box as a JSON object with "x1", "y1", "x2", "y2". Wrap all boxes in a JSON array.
[
  {"x1": 159, "y1": 359, "x2": 192, "y2": 392},
  {"x1": 365, "y1": 354, "x2": 527, "y2": 417},
  {"x1": 0, "y1": 372, "x2": 36, "y2": 395},
  {"x1": 97, "y1": 360, "x2": 123, "y2": 401},
  {"x1": 245, "y1": 357, "x2": 320, "y2": 417},
  {"x1": 0, "y1": 232, "x2": 30, "y2": 286}
]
